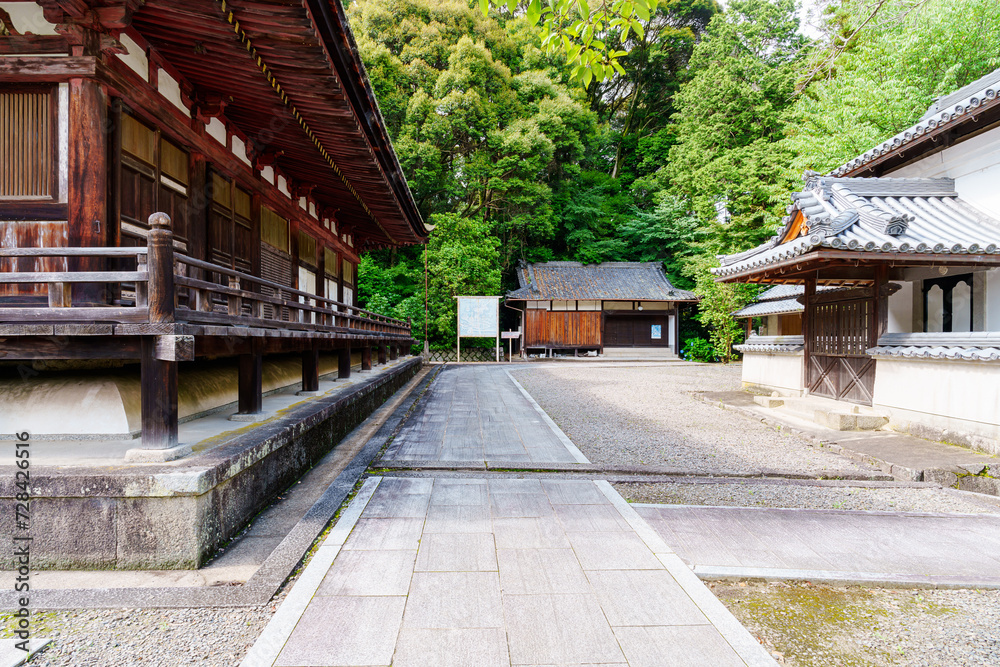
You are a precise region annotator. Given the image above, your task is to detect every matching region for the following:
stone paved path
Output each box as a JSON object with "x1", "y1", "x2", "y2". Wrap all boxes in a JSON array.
[
  {"x1": 637, "y1": 505, "x2": 1000, "y2": 587},
  {"x1": 381, "y1": 366, "x2": 587, "y2": 464},
  {"x1": 242, "y1": 365, "x2": 778, "y2": 666}
]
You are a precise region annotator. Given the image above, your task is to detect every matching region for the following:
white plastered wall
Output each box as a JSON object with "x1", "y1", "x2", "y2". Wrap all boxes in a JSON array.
[
  {"x1": 741, "y1": 352, "x2": 804, "y2": 396},
  {"x1": 873, "y1": 358, "x2": 1000, "y2": 455},
  {"x1": 887, "y1": 282, "x2": 914, "y2": 333},
  {"x1": 0, "y1": 356, "x2": 339, "y2": 439},
  {"x1": 0, "y1": 3, "x2": 59, "y2": 35},
  {"x1": 889, "y1": 125, "x2": 1000, "y2": 219}
]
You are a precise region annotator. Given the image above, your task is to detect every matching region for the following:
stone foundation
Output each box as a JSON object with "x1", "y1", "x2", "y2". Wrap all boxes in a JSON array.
[{"x1": 0, "y1": 357, "x2": 421, "y2": 570}]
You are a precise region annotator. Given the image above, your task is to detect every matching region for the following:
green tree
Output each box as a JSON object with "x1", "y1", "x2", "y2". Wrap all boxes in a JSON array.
[
  {"x1": 617, "y1": 194, "x2": 701, "y2": 287},
  {"x1": 665, "y1": 0, "x2": 806, "y2": 254},
  {"x1": 351, "y1": 0, "x2": 598, "y2": 270},
  {"x1": 482, "y1": 0, "x2": 664, "y2": 85},
  {"x1": 424, "y1": 212, "x2": 503, "y2": 346},
  {"x1": 786, "y1": 0, "x2": 1000, "y2": 173},
  {"x1": 685, "y1": 254, "x2": 756, "y2": 362}
]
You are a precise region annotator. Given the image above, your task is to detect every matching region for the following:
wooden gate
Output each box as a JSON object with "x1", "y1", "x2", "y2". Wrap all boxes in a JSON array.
[{"x1": 806, "y1": 297, "x2": 876, "y2": 405}]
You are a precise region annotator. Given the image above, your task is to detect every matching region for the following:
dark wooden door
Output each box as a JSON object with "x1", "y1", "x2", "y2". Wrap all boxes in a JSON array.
[
  {"x1": 806, "y1": 298, "x2": 876, "y2": 405},
  {"x1": 604, "y1": 314, "x2": 669, "y2": 347},
  {"x1": 604, "y1": 316, "x2": 634, "y2": 346}
]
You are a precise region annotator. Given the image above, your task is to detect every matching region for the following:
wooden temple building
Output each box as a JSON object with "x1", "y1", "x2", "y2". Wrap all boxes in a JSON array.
[
  {"x1": 718, "y1": 68, "x2": 1000, "y2": 454},
  {"x1": 0, "y1": 0, "x2": 427, "y2": 460},
  {"x1": 506, "y1": 262, "x2": 698, "y2": 356}
]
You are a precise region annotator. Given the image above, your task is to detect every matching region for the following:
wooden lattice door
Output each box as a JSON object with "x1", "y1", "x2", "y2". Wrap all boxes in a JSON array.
[{"x1": 807, "y1": 297, "x2": 876, "y2": 405}]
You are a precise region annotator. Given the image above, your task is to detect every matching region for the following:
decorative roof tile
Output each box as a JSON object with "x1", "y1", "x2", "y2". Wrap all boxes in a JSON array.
[
  {"x1": 507, "y1": 262, "x2": 698, "y2": 301},
  {"x1": 713, "y1": 175, "x2": 1000, "y2": 279},
  {"x1": 867, "y1": 332, "x2": 1000, "y2": 362}
]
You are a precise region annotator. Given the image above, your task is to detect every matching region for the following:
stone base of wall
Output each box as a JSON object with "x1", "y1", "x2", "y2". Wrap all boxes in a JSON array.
[{"x1": 0, "y1": 357, "x2": 421, "y2": 570}]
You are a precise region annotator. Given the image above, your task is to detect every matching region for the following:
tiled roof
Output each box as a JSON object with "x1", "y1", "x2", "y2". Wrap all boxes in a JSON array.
[
  {"x1": 830, "y1": 68, "x2": 1000, "y2": 177},
  {"x1": 734, "y1": 335, "x2": 804, "y2": 354},
  {"x1": 713, "y1": 176, "x2": 1000, "y2": 279},
  {"x1": 507, "y1": 262, "x2": 698, "y2": 301},
  {"x1": 733, "y1": 297, "x2": 804, "y2": 318},
  {"x1": 868, "y1": 332, "x2": 1000, "y2": 362},
  {"x1": 732, "y1": 285, "x2": 839, "y2": 317}
]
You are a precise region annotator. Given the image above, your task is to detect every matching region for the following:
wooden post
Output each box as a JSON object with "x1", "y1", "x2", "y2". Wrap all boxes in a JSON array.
[
  {"x1": 139, "y1": 336, "x2": 178, "y2": 449},
  {"x1": 338, "y1": 346, "x2": 352, "y2": 379},
  {"x1": 129, "y1": 213, "x2": 187, "y2": 461},
  {"x1": 68, "y1": 76, "x2": 107, "y2": 305},
  {"x1": 362, "y1": 345, "x2": 372, "y2": 371},
  {"x1": 147, "y1": 213, "x2": 176, "y2": 324},
  {"x1": 378, "y1": 344, "x2": 387, "y2": 366},
  {"x1": 872, "y1": 264, "x2": 889, "y2": 345},
  {"x1": 674, "y1": 306, "x2": 682, "y2": 356},
  {"x1": 238, "y1": 338, "x2": 264, "y2": 415},
  {"x1": 389, "y1": 345, "x2": 398, "y2": 361},
  {"x1": 803, "y1": 275, "x2": 816, "y2": 395},
  {"x1": 301, "y1": 342, "x2": 320, "y2": 393}
]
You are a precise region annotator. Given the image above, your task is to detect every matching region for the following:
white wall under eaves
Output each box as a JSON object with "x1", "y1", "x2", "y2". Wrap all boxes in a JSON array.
[{"x1": 888, "y1": 125, "x2": 1000, "y2": 219}]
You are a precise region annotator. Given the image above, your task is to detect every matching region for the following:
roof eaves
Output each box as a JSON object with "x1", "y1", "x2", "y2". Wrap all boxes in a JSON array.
[{"x1": 829, "y1": 72, "x2": 1000, "y2": 178}]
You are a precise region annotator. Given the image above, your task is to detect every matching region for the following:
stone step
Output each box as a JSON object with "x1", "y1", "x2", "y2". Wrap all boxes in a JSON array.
[
  {"x1": 600, "y1": 347, "x2": 678, "y2": 360},
  {"x1": 753, "y1": 394, "x2": 889, "y2": 431}
]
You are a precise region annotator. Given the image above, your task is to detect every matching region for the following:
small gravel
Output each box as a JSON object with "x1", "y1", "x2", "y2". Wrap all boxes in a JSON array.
[
  {"x1": 616, "y1": 480, "x2": 999, "y2": 514},
  {"x1": 2, "y1": 599, "x2": 279, "y2": 666},
  {"x1": 713, "y1": 581, "x2": 1000, "y2": 666},
  {"x1": 514, "y1": 364, "x2": 874, "y2": 475}
]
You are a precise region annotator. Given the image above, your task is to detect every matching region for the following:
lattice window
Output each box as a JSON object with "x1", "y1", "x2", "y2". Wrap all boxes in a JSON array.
[{"x1": 0, "y1": 87, "x2": 56, "y2": 200}]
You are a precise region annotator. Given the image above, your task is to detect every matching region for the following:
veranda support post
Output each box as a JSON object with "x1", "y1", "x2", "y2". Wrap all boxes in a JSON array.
[
  {"x1": 127, "y1": 213, "x2": 191, "y2": 462},
  {"x1": 338, "y1": 346, "x2": 352, "y2": 379}
]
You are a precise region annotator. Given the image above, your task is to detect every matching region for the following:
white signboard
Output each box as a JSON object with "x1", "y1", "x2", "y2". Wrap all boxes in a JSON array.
[
  {"x1": 456, "y1": 296, "x2": 501, "y2": 362},
  {"x1": 457, "y1": 297, "x2": 499, "y2": 337}
]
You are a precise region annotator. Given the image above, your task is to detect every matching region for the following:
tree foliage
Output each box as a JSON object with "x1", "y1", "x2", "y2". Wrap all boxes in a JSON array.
[
  {"x1": 349, "y1": 0, "x2": 999, "y2": 353},
  {"x1": 665, "y1": 0, "x2": 806, "y2": 254},
  {"x1": 482, "y1": 0, "x2": 664, "y2": 85},
  {"x1": 785, "y1": 0, "x2": 1000, "y2": 173}
]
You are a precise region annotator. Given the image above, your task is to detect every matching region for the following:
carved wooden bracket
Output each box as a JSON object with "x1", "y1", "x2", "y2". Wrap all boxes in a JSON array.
[
  {"x1": 192, "y1": 90, "x2": 230, "y2": 123},
  {"x1": 290, "y1": 182, "x2": 316, "y2": 199},
  {"x1": 40, "y1": 0, "x2": 144, "y2": 54}
]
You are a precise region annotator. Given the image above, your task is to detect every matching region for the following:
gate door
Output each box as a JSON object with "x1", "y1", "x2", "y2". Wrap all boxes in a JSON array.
[{"x1": 807, "y1": 297, "x2": 876, "y2": 405}]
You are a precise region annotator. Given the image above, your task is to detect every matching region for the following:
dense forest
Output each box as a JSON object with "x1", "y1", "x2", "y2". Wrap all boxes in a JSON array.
[{"x1": 349, "y1": 0, "x2": 1000, "y2": 355}]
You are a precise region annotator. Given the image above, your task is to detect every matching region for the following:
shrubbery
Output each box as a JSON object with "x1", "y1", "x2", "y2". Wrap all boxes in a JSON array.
[{"x1": 681, "y1": 337, "x2": 716, "y2": 363}]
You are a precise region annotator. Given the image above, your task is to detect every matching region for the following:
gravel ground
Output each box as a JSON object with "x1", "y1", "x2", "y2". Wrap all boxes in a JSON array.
[
  {"x1": 616, "y1": 480, "x2": 1000, "y2": 514},
  {"x1": 2, "y1": 599, "x2": 280, "y2": 666},
  {"x1": 713, "y1": 581, "x2": 1000, "y2": 666},
  {"x1": 513, "y1": 364, "x2": 874, "y2": 475}
]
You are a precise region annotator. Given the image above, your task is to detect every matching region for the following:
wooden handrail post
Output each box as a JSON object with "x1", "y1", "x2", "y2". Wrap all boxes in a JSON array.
[
  {"x1": 228, "y1": 275, "x2": 242, "y2": 316},
  {"x1": 147, "y1": 212, "x2": 175, "y2": 324}
]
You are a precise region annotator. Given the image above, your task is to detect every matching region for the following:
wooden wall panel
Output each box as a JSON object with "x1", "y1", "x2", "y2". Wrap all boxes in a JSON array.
[
  {"x1": 0, "y1": 220, "x2": 68, "y2": 297},
  {"x1": 526, "y1": 310, "x2": 601, "y2": 347}
]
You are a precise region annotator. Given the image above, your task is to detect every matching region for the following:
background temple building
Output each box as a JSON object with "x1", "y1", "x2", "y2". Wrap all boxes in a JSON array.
[
  {"x1": 718, "y1": 68, "x2": 1000, "y2": 455},
  {"x1": 506, "y1": 261, "x2": 697, "y2": 357},
  {"x1": 0, "y1": 0, "x2": 426, "y2": 568}
]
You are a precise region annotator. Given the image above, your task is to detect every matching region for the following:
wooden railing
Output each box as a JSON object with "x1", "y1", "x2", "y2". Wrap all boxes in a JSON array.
[{"x1": 0, "y1": 212, "x2": 411, "y2": 338}]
